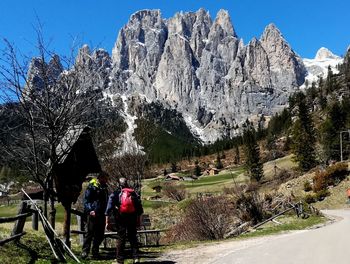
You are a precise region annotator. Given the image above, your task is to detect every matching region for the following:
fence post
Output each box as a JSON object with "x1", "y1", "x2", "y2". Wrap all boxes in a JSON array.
[
  {"x1": 12, "y1": 201, "x2": 29, "y2": 236},
  {"x1": 76, "y1": 214, "x2": 85, "y2": 245},
  {"x1": 32, "y1": 209, "x2": 39, "y2": 230}
]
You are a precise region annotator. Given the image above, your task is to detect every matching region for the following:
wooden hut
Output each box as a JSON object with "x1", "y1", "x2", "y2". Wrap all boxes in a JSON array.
[
  {"x1": 53, "y1": 126, "x2": 101, "y2": 205},
  {"x1": 52, "y1": 125, "x2": 100, "y2": 246}
]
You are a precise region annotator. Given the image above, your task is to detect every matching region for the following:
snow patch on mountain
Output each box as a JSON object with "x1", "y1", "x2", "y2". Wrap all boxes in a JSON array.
[
  {"x1": 119, "y1": 95, "x2": 144, "y2": 155},
  {"x1": 102, "y1": 91, "x2": 144, "y2": 155},
  {"x1": 301, "y1": 47, "x2": 343, "y2": 88},
  {"x1": 183, "y1": 114, "x2": 209, "y2": 143}
]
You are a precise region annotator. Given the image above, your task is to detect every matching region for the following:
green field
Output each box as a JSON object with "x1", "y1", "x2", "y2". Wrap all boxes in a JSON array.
[
  {"x1": 0, "y1": 203, "x2": 77, "y2": 225},
  {"x1": 142, "y1": 166, "x2": 246, "y2": 198},
  {"x1": 183, "y1": 169, "x2": 244, "y2": 188}
]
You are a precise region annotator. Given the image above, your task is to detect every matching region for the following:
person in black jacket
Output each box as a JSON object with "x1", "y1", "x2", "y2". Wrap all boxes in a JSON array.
[
  {"x1": 105, "y1": 177, "x2": 143, "y2": 264},
  {"x1": 81, "y1": 171, "x2": 109, "y2": 259}
]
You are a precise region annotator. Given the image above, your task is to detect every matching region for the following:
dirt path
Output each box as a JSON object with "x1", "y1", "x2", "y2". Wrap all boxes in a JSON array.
[{"x1": 149, "y1": 210, "x2": 348, "y2": 264}]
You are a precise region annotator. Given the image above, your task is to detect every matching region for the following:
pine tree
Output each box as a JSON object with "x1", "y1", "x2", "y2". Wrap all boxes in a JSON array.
[
  {"x1": 216, "y1": 154, "x2": 223, "y2": 169},
  {"x1": 234, "y1": 144, "x2": 240, "y2": 164},
  {"x1": 325, "y1": 66, "x2": 334, "y2": 94},
  {"x1": 320, "y1": 102, "x2": 346, "y2": 162},
  {"x1": 242, "y1": 120, "x2": 263, "y2": 182},
  {"x1": 171, "y1": 161, "x2": 177, "y2": 173},
  {"x1": 266, "y1": 133, "x2": 278, "y2": 159},
  {"x1": 257, "y1": 114, "x2": 266, "y2": 139},
  {"x1": 291, "y1": 92, "x2": 317, "y2": 171},
  {"x1": 194, "y1": 160, "x2": 201, "y2": 176}
]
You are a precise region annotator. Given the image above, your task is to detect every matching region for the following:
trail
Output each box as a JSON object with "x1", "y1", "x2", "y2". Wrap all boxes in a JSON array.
[{"x1": 154, "y1": 210, "x2": 349, "y2": 264}]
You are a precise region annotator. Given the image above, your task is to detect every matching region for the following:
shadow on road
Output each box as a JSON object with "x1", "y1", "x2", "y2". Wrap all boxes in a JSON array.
[{"x1": 98, "y1": 248, "x2": 176, "y2": 263}]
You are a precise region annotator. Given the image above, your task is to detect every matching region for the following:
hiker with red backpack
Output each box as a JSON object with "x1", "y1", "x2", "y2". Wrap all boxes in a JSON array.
[{"x1": 105, "y1": 177, "x2": 143, "y2": 264}]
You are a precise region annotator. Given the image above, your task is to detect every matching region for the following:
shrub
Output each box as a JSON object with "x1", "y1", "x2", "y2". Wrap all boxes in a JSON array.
[
  {"x1": 313, "y1": 162, "x2": 348, "y2": 192},
  {"x1": 177, "y1": 198, "x2": 193, "y2": 210},
  {"x1": 303, "y1": 181, "x2": 312, "y2": 192},
  {"x1": 313, "y1": 171, "x2": 328, "y2": 192},
  {"x1": 162, "y1": 183, "x2": 187, "y2": 201},
  {"x1": 223, "y1": 183, "x2": 245, "y2": 195},
  {"x1": 167, "y1": 196, "x2": 234, "y2": 241},
  {"x1": 315, "y1": 189, "x2": 330, "y2": 201},
  {"x1": 245, "y1": 182, "x2": 260, "y2": 192},
  {"x1": 325, "y1": 162, "x2": 348, "y2": 185},
  {"x1": 234, "y1": 191, "x2": 266, "y2": 225},
  {"x1": 224, "y1": 183, "x2": 270, "y2": 225},
  {"x1": 304, "y1": 194, "x2": 316, "y2": 204},
  {"x1": 275, "y1": 169, "x2": 294, "y2": 184}
]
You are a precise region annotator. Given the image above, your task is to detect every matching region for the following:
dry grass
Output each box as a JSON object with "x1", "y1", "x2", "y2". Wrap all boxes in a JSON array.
[
  {"x1": 263, "y1": 154, "x2": 298, "y2": 180},
  {"x1": 278, "y1": 161, "x2": 350, "y2": 210},
  {"x1": 314, "y1": 176, "x2": 350, "y2": 209}
]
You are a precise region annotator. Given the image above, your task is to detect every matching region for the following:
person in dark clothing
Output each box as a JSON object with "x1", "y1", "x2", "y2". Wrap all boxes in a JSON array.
[
  {"x1": 81, "y1": 171, "x2": 109, "y2": 259},
  {"x1": 105, "y1": 177, "x2": 143, "y2": 264}
]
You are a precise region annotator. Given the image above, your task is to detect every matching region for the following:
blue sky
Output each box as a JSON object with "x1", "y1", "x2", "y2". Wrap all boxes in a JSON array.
[{"x1": 0, "y1": 0, "x2": 349, "y2": 59}]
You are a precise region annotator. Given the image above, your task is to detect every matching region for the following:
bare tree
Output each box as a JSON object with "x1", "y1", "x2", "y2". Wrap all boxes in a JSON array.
[
  {"x1": 0, "y1": 27, "x2": 107, "y2": 229},
  {"x1": 102, "y1": 152, "x2": 148, "y2": 195},
  {"x1": 95, "y1": 114, "x2": 157, "y2": 194},
  {"x1": 168, "y1": 196, "x2": 235, "y2": 241},
  {"x1": 162, "y1": 183, "x2": 187, "y2": 201}
]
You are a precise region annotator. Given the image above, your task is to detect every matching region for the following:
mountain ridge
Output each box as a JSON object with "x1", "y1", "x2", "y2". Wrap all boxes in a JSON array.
[
  {"x1": 105, "y1": 8, "x2": 308, "y2": 143},
  {"x1": 26, "y1": 8, "x2": 346, "y2": 149}
]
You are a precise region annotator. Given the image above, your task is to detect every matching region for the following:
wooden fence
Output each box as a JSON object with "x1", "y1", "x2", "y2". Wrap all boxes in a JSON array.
[
  {"x1": 0, "y1": 201, "x2": 36, "y2": 246},
  {"x1": 70, "y1": 209, "x2": 163, "y2": 247}
]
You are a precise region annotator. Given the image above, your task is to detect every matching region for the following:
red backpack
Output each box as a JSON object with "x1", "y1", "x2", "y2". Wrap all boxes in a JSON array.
[{"x1": 119, "y1": 188, "x2": 136, "y2": 213}]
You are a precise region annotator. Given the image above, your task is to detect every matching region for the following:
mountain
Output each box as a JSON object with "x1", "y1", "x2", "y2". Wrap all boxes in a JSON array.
[
  {"x1": 302, "y1": 47, "x2": 343, "y2": 88},
  {"x1": 21, "y1": 9, "x2": 347, "y2": 153},
  {"x1": 104, "y1": 9, "x2": 307, "y2": 144}
]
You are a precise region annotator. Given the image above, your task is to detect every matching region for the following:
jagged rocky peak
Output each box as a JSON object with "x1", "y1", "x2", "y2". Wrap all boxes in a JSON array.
[
  {"x1": 130, "y1": 9, "x2": 162, "y2": 24},
  {"x1": 92, "y1": 49, "x2": 111, "y2": 69},
  {"x1": 75, "y1": 44, "x2": 91, "y2": 66},
  {"x1": 126, "y1": 9, "x2": 165, "y2": 42},
  {"x1": 190, "y1": 8, "x2": 212, "y2": 58},
  {"x1": 167, "y1": 11, "x2": 195, "y2": 36},
  {"x1": 260, "y1": 23, "x2": 291, "y2": 58},
  {"x1": 203, "y1": 9, "x2": 239, "y2": 61},
  {"x1": 27, "y1": 54, "x2": 63, "y2": 89},
  {"x1": 195, "y1": 7, "x2": 210, "y2": 20},
  {"x1": 211, "y1": 9, "x2": 237, "y2": 38},
  {"x1": 75, "y1": 45, "x2": 111, "y2": 70},
  {"x1": 244, "y1": 37, "x2": 271, "y2": 87},
  {"x1": 260, "y1": 23, "x2": 282, "y2": 44},
  {"x1": 154, "y1": 10, "x2": 200, "y2": 108},
  {"x1": 164, "y1": 9, "x2": 212, "y2": 60},
  {"x1": 47, "y1": 54, "x2": 63, "y2": 79},
  {"x1": 315, "y1": 47, "x2": 341, "y2": 60},
  {"x1": 260, "y1": 23, "x2": 306, "y2": 87},
  {"x1": 111, "y1": 9, "x2": 167, "y2": 71}
]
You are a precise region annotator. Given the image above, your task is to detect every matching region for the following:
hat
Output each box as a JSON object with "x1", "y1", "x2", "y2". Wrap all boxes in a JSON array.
[{"x1": 119, "y1": 177, "x2": 128, "y2": 188}]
